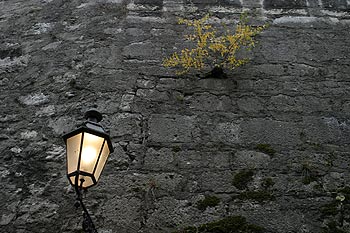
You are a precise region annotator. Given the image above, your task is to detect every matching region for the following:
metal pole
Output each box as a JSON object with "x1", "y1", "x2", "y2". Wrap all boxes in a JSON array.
[{"x1": 75, "y1": 179, "x2": 98, "y2": 233}]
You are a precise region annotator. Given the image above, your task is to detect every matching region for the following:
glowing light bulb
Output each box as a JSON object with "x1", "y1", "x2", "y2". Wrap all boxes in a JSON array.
[{"x1": 81, "y1": 146, "x2": 97, "y2": 168}]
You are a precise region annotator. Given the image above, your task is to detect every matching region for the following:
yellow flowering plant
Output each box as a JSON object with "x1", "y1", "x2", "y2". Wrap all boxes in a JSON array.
[{"x1": 163, "y1": 13, "x2": 267, "y2": 76}]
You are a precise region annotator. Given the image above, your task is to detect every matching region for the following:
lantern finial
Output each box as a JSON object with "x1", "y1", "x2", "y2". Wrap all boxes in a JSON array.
[{"x1": 84, "y1": 109, "x2": 102, "y2": 123}]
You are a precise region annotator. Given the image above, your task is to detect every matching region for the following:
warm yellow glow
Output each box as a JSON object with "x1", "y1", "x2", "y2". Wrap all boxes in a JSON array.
[
  {"x1": 94, "y1": 141, "x2": 110, "y2": 181},
  {"x1": 66, "y1": 129, "x2": 111, "y2": 188},
  {"x1": 66, "y1": 133, "x2": 82, "y2": 174},
  {"x1": 79, "y1": 133, "x2": 104, "y2": 173},
  {"x1": 81, "y1": 146, "x2": 97, "y2": 167}
]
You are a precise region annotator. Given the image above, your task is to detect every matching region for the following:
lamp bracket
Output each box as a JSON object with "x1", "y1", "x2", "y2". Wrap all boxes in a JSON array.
[{"x1": 75, "y1": 180, "x2": 98, "y2": 233}]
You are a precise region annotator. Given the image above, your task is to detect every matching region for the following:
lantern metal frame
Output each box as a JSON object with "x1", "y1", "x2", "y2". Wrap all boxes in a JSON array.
[
  {"x1": 62, "y1": 121, "x2": 114, "y2": 189},
  {"x1": 62, "y1": 109, "x2": 113, "y2": 233}
]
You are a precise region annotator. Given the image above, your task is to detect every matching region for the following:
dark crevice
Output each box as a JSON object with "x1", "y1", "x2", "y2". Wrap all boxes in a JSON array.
[{"x1": 0, "y1": 47, "x2": 23, "y2": 59}]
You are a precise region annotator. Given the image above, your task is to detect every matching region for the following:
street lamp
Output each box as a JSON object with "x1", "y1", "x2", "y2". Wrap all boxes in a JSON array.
[{"x1": 63, "y1": 109, "x2": 114, "y2": 233}]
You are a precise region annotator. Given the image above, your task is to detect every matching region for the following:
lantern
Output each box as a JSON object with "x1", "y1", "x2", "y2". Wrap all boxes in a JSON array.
[{"x1": 63, "y1": 109, "x2": 114, "y2": 189}]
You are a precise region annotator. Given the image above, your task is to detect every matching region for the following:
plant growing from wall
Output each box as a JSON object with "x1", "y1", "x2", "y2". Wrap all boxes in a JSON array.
[
  {"x1": 320, "y1": 188, "x2": 350, "y2": 233},
  {"x1": 163, "y1": 13, "x2": 267, "y2": 77},
  {"x1": 301, "y1": 161, "x2": 317, "y2": 185}
]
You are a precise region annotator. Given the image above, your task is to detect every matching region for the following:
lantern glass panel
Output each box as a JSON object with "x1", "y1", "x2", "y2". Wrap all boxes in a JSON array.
[
  {"x1": 80, "y1": 132, "x2": 104, "y2": 174},
  {"x1": 69, "y1": 175, "x2": 94, "y2": 188},
  {"x1": 66, "y1": 133, "x2": 82, "y2": 174},
  {"x1": 94, "y1": 141, "x2": 110, "y2": 182}
]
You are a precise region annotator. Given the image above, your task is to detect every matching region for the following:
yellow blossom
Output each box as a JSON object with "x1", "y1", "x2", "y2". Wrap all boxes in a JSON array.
[{"x1": 163, "y1": 12, "x2": 267, "y2": 75}]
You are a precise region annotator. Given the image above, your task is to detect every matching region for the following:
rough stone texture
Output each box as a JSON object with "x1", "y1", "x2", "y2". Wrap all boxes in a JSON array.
[{"x1": 1, "y1": 0, "x2": 350, "y2": 232}]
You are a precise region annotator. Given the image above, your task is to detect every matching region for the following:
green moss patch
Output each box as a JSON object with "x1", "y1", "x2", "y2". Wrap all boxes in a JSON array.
[
  {"x1": 336, "y1": 187, "x2": 350, "y2": 201},
  {"x1": 320, "y1": 201, "x2": 339, "y2": 217},
  {"x1": 236, "y1": 190, "x2": 275, "y2": 203},
  {"x1": 232, "y1": 170, "x2": 254, "y2": 190},
  {"x1": 197, "y1": 195, "x2": 220, "y2": 211},
  {"x1": 172, "y1": 145, "x2": 181, "y2": 152},
  {"x1": 322, "y1": 221, "x2": 346, "y2": 233},
  {"x1": 255, "y1": 144, "x2": 275, "y2": 156},
  {"x1": 261, "y1": 177, "x2": 274, "y2": 189}
]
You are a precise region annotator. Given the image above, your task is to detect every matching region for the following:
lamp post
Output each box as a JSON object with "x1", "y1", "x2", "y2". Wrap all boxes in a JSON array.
[{"x1": 63, "y1": 109, "x2": 114, "y2": 233}]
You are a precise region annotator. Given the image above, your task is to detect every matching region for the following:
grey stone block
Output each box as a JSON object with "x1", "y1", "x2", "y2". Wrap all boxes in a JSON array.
[
  {"x1": 18, "y1": 93, "x2": 49, "y2": 106},
  {"x1": 148, "y1": 115, "x2": 199, "y2": 143},
  {"x1": 87, "y1": 70, "x2": 138, "y2": 92},
  {"x1": 198, "y1": 170, "x2": 235, "y2": 192},
  {"x1": 268, "y1": 95, "x2": 333, "y2": 113},
  {"x1": 184, "y1": 0, "x2": 241, "y2": 7},
  {"x1": 212, "y1": 122, "x2": 241, "y2": 144},
  {"x1": 237, "y1": 97, "x2": 265, "y2": 113},
  {"x1": 263, "y1": 0, "x2": 307, "y2": 9},
  {"x1": 99, "y1": 196, "x2": 142, "y2": 231},
  {"x1": 122, "y1": 42, "x2": 161, "y2": 60},
  {"x1": 302, "y1": 116, "x2": 350, "y2": 144},
  {"x1": 234, "y1": 150, "x2": 271, "y2": 169},
  {"x1": 48, "y1": 116, "x2": 75, "y2": 136},
  {"x1": 145, "y1": 197, "x2": 196, "y2": 231},
  {"x1": 107, "y1": 113, "x2": 143, "y2": 138},
  {"x1": 136, "y1": 89, "x2": 169, "y2": 101},
  {"x1": 322, "y1": 0, "x2": 348, "y2": 10},
  {"x1": 134, "y1": 0, "x2": 163, "y2": 5},
  {"x1": 119, "y1": 93, "x2": 135, "y2": 111},
  {"x1": 187, "y1": 93, "x2": 233, "y2": 112},
  {"x1": 144, "y1": 147, "x2": 175, "y2": 171},
  {"x1": 174, "y1": 150, "x2": 231, "y2": 170},
  {"x1": 241, "y1": 119, "x2": 302, "y2": 145}
]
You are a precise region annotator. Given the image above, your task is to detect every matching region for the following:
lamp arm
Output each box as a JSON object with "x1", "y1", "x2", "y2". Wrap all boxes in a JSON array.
[{"x1": 75, "y1": 179, "x2": 98, "y2": 233}]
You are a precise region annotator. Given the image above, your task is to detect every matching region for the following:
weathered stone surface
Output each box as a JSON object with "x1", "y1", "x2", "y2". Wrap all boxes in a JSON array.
[
  {"x1": 144, "y1": 147, "x2": 175, "y2": 171},
  {"x1": 20, "y1": 130, "x2": 38, "y2": 140},
  {"x1": 144, "y1": 147, "x2": 231, "y2": 171},
  {"x1": 1, "y1": 0, "x2": 350, "y2": 232},
  {"x1": 136, "y1": 89, "x2": 169, "y2": 101},
  {"x1": 303, "y1": 116, "x2": 350, "y2": 144},
  {"x1": 177, "y1": 150, "x2": 231, "y2": 170},
  {"x1": 119, "y1": 93, "x2": 135, "y2": 111},
  {"x1": 198, "y1": 170, "x2": 235, "y2": 193},
  {"x1": 35, "y1": 105, "x2": 55, "y2": 117},
  {"x1": 18, "y1": 93, "x2": 49, "y2": 106},
  {"x1": 107, "y1": 113, "x2": 143, "y2": 139},
  {"x1": 0, "y1": 213, "x2": 15, "y2": 226},
  {"x1": 265, "y1": 0, "x2": 307, "y2": 9},
  {"x1": 322, "y1": 0, "x2": 348, "y2": 10},
  {"x1": 122, "y1": 42, "x2": 162, "y2": 60},
  {"x1": 268, "y1": 95, "x2": 333, "y2": 113},
  {"x1": 134, "y1": 0, "x2": 163, "y2": 6},
  {"x1": 187, "y1": 93, "x2": 232, "y2": 112},
  {"x1": 99, "y1": 196, "x2": 142, "y2": 232},
  {"x1": 234, "y1": 150, "x2": 271, "y2": 169},
  {"x1": 185, "y1": 0, "x2": 241, "y2": 7},
  {"x1": 237, "y1": 97, "x2": 265, "y2": 113},
  {"x1": 212, "y1": 122, "x2": 241, "y2": 144},
  {"x1": 241, "y1": 119, "x2": 302, "y2": 146},
  {"x1": 148, "y1": 115, "x2": 199, "y2": 143},
  {"x1": 48, "y1": 116, "x2": 75, "y2": 136}
]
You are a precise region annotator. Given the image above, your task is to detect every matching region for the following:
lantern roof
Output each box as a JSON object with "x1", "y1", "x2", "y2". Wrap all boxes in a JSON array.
[{"x1": 63, "y1": 120, "x2": 114, "y2": 154}]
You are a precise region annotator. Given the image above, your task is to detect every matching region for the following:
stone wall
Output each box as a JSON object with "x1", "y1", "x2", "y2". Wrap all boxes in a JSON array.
[{"x1": 1, "y1": 0, "x2": 350, "y2": 232}]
